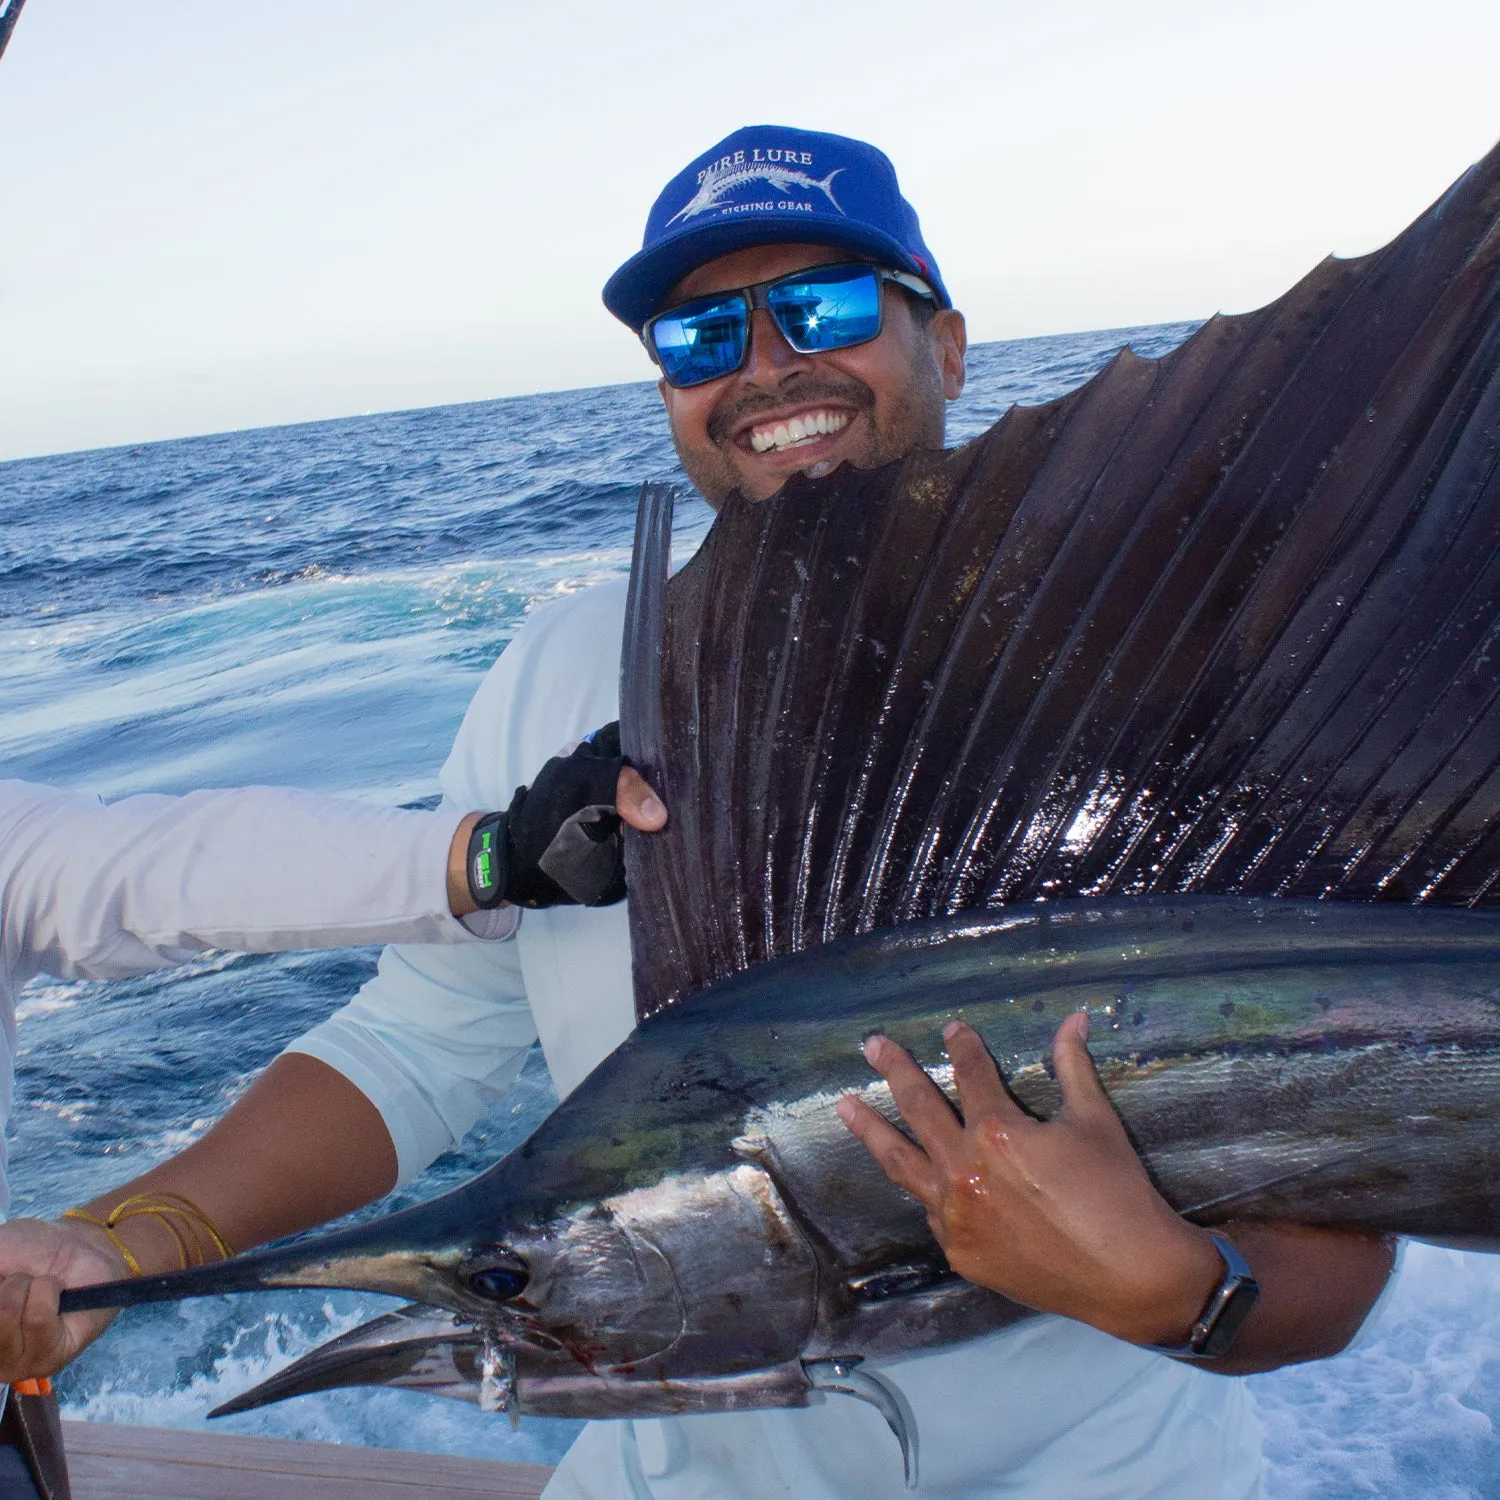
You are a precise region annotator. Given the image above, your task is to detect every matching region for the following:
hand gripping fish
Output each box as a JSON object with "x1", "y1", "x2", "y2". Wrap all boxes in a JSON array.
[{"x1": 62, "y1": 135, "x2": 1500, "y2": 1488}]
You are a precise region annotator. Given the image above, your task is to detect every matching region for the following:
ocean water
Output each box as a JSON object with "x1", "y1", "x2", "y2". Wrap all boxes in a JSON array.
[{"x1": 4, "y1": 325, "x2": 1500, "y2": 1491}]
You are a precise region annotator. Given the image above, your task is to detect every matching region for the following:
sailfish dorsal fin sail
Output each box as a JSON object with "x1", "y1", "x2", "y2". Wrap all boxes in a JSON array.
[{"x1": 622, "y1": 139, "x2": 1500, "y2": 1024}]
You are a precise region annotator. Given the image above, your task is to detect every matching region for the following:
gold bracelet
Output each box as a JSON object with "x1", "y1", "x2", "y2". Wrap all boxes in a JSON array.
[
  {"x1": 62, "y1": 1192, "x2": 235, "y2": 1274},
  {"x1": 59, "y1": 1208, "x2": 143, "y2": 1277},
  {"x1": 109, "y1": 1193, "x2": 236, "y2": 1263}
]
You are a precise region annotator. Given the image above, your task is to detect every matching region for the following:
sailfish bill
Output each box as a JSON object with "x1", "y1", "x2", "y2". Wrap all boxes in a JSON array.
[{"x1": 59, "y1": 135, "x2": 1500, "y2": 1472}]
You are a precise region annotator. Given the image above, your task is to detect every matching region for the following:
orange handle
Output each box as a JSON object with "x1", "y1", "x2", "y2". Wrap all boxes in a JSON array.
[{"x1": 12, "y1": 1378, "x2": 51, "y2": 1397}]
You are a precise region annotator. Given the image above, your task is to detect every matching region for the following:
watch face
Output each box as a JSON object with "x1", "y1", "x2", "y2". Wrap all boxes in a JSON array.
[{"x1": 1197, "y1": 1277, "x2": 1260, "y2": 1358}]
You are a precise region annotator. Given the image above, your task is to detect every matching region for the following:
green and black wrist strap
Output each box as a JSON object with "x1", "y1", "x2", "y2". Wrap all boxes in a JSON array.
[
  {"x1": 467, "y1": 722, "x2": 630, "y2": 911},
  {"x1": 466, "y1": 812, "x2": 509, "y2": 908}
]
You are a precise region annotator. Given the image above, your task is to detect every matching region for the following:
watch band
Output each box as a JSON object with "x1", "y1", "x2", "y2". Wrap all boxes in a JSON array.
[
  {"x1": 466, "y1": 811, "x2": 510, "y2": 909},
  {"x1": 1146, "y1": 1231, "x2": 1261, "y2": 1359}
]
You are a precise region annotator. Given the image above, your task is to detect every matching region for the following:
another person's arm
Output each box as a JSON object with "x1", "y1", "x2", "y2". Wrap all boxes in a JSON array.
[
  {"x1": 1, "y1": 779, "x2": 500, "y2": 978},
  {"x1": 837, "y1": 1015, "x2": 1395, "y2": 1374}
]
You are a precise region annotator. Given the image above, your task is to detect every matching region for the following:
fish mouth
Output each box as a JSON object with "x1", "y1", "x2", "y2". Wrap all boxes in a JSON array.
[{"x1": 211, "y1": 1304, "x2": 918, "y2": 1486}]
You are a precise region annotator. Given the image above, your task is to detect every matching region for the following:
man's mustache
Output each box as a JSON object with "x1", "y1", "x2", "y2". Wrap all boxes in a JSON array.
[{"x1": 707, "y1": 379, "x2": 875, "y2": 446}]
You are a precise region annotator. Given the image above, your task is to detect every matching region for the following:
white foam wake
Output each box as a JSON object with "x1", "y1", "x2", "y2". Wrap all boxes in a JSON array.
[{"x1": 1253, "y1": 1244, "x2": 1500, "y2": 1498}]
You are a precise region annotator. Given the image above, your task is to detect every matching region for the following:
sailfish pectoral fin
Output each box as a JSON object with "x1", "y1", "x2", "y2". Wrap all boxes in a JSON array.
[{"x1": 803, "y1": 1356, "x2": 918, "y2": 1490}]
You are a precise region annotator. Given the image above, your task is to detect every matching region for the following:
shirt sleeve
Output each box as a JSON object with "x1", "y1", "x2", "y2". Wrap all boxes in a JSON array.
[
  {"x1": 0, "y1": 779, "x2": 490, "y2": 986},
  {"x1": 283, "y1": 580, "x2": 630, "y2": 1186}
]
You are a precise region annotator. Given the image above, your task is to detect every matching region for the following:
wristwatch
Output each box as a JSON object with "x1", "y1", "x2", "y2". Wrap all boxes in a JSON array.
[
  {"x1": 1147, "y1": 1231, "x2": 1260, "y2": 1359},
  {"x1": 466, "y1": 811, "x2": 510, "y2": 909}
]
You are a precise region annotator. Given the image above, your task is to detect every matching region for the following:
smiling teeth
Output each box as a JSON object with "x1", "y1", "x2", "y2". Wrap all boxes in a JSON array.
[{"x1": 750, "y1": 410, "x2": 849, "y2": 454}]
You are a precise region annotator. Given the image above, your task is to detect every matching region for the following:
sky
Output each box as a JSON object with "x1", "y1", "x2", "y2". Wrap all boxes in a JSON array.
[{"x1": 1, "y1": 0, "x2": 1498, "y2": 462}]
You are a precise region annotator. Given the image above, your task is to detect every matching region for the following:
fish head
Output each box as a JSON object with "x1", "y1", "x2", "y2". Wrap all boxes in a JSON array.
[
  {"x1": 208, "y1": 1157, "x2": 829, "y2": 1420},
  {"x1": 449, "y1": 1198, "x2": 686, "y2": 1368},
  {"x1": 216, "y1": 1157, "x2": 819, "y2": 1376}
]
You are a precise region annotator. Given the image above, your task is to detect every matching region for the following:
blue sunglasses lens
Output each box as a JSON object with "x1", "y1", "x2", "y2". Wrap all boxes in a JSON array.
[
  {"x1": 650, "y1": 266, "x2": 886, "y2": 387},
  {"x1": 651, "y1": 295, "x2": 751, "y2": 389},
  {"x1": 767, "y1": 266, "x2": 882, "y2": 352}
]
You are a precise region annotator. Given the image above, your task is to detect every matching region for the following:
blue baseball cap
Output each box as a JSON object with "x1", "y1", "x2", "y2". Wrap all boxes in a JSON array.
[{"x1": 603, "y1": 125, "x2": 950, "y2": 332}]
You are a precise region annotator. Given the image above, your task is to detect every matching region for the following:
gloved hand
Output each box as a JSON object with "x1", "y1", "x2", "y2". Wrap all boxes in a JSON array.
[{"x1": 469, "y1": 723, "x2": 651, "y2": 909}]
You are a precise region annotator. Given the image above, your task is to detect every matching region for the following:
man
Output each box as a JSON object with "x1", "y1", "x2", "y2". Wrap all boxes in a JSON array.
[{"x1": 1, "y1": 128, "x2": 1393, "y2": 1497}]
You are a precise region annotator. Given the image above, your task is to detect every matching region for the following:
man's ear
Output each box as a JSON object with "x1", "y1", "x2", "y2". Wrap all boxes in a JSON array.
[{"x1": 933, "y1": 309, "x2": 967, "y2": 401}]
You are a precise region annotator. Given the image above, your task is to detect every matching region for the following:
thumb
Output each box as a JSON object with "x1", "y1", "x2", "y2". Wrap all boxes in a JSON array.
[{"x1": 617, "y1": 766, "x2": 667, "y2": 831}]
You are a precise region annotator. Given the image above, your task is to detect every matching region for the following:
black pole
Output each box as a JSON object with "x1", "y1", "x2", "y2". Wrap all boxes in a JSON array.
[{"x1": 0, "y1": 0, "x2": 30, "y2": 66}]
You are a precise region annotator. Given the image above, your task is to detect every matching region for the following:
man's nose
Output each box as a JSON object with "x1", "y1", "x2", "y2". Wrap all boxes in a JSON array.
[{"x1": 740, "y1": 308, "x2": 812, "y2": 385}]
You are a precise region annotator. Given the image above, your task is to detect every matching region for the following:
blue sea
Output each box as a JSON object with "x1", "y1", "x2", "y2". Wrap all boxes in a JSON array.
[{"x1": 4, "y1": 327, "x2": 1500, "y2": 1496}]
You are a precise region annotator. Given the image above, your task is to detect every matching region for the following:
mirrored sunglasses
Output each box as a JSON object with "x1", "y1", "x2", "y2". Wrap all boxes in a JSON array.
[{"x1": 643, "y1": 263, "x2": 937, "y2": 390}]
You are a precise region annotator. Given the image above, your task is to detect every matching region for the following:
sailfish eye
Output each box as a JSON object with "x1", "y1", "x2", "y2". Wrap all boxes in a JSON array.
[
  {"x1": 470, "y1": 1266, "x2": 528, "y2": 1300},
  {"x1": 464, "y1": 1252, "x2": 530, "y2": 1302}
]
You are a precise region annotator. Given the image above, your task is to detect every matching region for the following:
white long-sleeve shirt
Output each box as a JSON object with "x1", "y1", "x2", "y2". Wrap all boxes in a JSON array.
[
  {"x1": 0, "y1": 780, "x2": 503, "y2": 1214},
  {"x1": 284, "y1": 580, "x2": 1264, "y2": 1500}
]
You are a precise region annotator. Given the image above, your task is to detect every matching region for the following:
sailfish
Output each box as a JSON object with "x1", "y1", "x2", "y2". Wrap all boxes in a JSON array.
[{"x1": 61, "y1": 136, "x2": 1500, "y2": 1479}]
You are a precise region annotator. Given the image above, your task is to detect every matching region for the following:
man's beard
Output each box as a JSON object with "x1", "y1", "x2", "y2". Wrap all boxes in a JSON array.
[{"x1": 678, "y1": 350, "x2": 948, "y2": 508}]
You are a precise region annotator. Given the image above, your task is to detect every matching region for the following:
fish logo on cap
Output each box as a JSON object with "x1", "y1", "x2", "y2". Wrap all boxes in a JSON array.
[{"x1": 667, "y1": 150, "x2": 846, "y2": 226}]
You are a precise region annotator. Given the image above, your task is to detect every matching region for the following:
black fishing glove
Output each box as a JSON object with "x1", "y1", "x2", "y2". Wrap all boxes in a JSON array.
[{"x1": 467, "y1": 722, "x2": 629, "y2": 909}]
